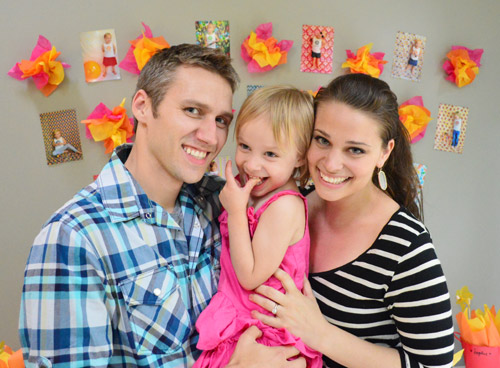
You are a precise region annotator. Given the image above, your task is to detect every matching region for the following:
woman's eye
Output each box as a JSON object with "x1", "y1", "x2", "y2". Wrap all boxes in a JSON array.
[
  {"x1": 265, "y1": 152, "x2": 277, "y2": 158},
  {"x1": 314, "y1": 135, "x2": 329, "y2": 146},
  {"x1": 349, "y1": 147, "x2": 365, "y2": 155}
]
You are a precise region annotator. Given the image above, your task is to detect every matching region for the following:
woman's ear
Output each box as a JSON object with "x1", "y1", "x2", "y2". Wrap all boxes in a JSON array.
[
  {"x1": 131, "y1": 89, "x2": 152, "y2": 125},
  {"x1": 377, "y1": 139, "x2": 395, "y2": 168}
]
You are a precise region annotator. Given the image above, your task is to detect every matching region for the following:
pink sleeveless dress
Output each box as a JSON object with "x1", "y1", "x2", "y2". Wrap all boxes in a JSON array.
[{"x1": 193, "y1": 190, "x2": 322, "y2": 368}]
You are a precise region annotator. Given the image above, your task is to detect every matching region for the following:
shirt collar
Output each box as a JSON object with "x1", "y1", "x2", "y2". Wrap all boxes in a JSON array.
[{"x1": 97, "y1": 144, "x2": 224, "y2": 225}]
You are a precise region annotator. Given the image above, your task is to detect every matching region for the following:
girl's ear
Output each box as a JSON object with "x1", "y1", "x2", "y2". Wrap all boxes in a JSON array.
[
  {"x1": 131, "y1": 89, "x2": 152, "y2": 125},
  {"x1": 377, "y1": 139, "x2": 395, "y2": 168}
]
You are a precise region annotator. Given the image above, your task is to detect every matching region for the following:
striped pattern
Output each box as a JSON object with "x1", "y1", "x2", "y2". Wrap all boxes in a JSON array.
[
  {"x1": 20, "y1": 144, "x2": 224, "y2": 368},
  {"x1": 309, "y1": 209, "x2": 454, "y2": 368}
]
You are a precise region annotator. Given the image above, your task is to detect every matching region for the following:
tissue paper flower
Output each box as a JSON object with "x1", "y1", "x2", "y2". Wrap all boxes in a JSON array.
[
  {"x1": 305, "y1": 86, "x2": 321, "y2": 98},
  {"x1": 443, "y1": 46, "x2": 483, "y2": 88},
  {"x1": 241, "y1": 22, "x2": 293, "y2": 73},
  {"x1": 398, "y1": 96, "x2": 432, "y2": 144},
  {"x1": 0, "y1": 341, "x2": 23, "y2": 368},
  {"x1": 119, "y1": 22, "x2": 170, "y2": 75},
  {"x1": 453, "y1": 287, "x2": 500, "y2": 367},
  {"x1": 81, "y1": 98, "x2": 135, "y2": 154},
  {"x1": 341, "y1": 43, "x2": 388, "y2": 78},
  {"x1": 456, "y1": 286, "x2": 474, "y2": 312},
  {"x1": 7, "y1": 35, "x2": 71, "y2": 97}
]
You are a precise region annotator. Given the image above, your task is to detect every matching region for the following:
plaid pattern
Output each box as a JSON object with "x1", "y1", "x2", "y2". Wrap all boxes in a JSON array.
[{"x1": 20, "y1": 144, "x2": 224, "y2": 367}]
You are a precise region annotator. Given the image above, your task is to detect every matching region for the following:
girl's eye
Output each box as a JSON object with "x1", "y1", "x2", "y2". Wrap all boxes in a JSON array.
[
  {"x1": 239, "y1": 143, "x2": 249, "y2": 150},
  {"x1": 349, "y1": 147, "x2": 365, "y2": 155},
  {"x1": 264, "y1": 152, "x2": 277, "y2": 158},
  {"x1": 313, "y1": 135, "x2": 329, "y2": 146}
]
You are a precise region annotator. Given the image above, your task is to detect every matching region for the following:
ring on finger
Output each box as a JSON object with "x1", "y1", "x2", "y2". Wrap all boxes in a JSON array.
[{"x1": 271, "y1": 302, "x2": 278, "y2": 315}]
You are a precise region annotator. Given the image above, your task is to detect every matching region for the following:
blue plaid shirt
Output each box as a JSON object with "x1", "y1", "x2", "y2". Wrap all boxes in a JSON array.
[{"x1": 20, "y1": 144, "x2": 224, "y2": 367}]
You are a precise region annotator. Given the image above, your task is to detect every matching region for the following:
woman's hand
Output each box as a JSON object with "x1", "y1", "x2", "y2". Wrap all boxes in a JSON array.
[
  {"x1": 219, "y1": 160, "x2": 259, "y2": 215},
  {"x1": 250, "y1": 268, "x2": 328, "y2": 351},
  {"x1": 226, "y1": 325, "x2": 306, "y2": 368}
]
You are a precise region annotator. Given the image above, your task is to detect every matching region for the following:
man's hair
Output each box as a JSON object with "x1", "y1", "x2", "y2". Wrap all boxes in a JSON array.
[
  {"x1": 235, "y1": 86, "x2": 314, "y2": 186},
  {"x1": 134, "y1": 44, "x2": 239, "y2": 123}
]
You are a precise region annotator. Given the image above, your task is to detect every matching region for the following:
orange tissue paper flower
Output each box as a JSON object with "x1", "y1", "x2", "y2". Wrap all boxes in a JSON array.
[
  {"x1": 0, "y1": 341, "x2": 24, "y2": 368},
  {"x1": 119, "y1": 22, "x2": 170, "y2": 75},
  {"x1": 241, "y1": 22, "x2": 293, "y2": 73},
  {"x1": 7, "y1": 35, "x2": 71, "y2": 97},
  {"x1": 453, "y1": 287, "x2": 500, "y2": 367},
  {"x1": 443, "y1": 46, "x2": 483, "y2": 88},
  {"x1": 398, "y1": 96, "x2": 432, "y2": 144},
  {"x1": 81, "y1": 98, "x2": 135, "y2": 154},
  {"x1": 341, "y1": 43, "x2": 387, "y2": 78}
]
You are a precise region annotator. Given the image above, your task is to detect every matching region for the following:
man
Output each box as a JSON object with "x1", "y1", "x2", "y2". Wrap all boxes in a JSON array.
[{"x1": 20, "y1": 44, "x2": 305, "y2": 368}]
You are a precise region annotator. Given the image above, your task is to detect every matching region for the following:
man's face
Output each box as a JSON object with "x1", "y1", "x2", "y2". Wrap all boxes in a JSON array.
[{"x1": 138, "y1": 65, "x2": 233, "y2": 187}]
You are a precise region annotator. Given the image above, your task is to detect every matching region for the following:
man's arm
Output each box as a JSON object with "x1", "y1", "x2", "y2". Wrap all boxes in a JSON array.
[{"x1": 20, "y1": 221, "x2": 112, "y2": 367}]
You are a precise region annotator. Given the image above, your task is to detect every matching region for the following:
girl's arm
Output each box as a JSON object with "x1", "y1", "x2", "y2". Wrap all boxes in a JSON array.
[{"x1": 220, "y1": 162, "x2": 304, "y2": 290}]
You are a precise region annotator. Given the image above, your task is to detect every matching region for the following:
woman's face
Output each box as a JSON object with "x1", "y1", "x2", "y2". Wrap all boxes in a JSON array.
[{"x1": 307, "y1": 100, "x2": 394, "y2": 203}]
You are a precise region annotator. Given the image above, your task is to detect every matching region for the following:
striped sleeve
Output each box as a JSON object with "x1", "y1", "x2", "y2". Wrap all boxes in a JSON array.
[{"x1": 385, "y1": 212, "x2": 454, "y2": 368}]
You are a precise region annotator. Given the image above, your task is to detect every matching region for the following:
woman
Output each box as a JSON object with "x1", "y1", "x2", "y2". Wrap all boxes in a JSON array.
[{"x1": 250, "y1": 74, "x2": 455, "y2": 368}]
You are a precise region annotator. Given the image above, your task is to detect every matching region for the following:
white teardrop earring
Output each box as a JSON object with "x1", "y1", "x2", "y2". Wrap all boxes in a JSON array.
[{"x1": 378, "y1": 168, "x2": 388, "y2": 191}]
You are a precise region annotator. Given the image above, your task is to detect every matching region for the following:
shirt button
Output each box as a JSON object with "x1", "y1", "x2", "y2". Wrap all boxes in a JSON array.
[
  {"x1": 153, "y1": 288, "x2": 161, "y2": 296},
  {"x1": 145, "y1": 213, "x2": 152, "y2": 219}
]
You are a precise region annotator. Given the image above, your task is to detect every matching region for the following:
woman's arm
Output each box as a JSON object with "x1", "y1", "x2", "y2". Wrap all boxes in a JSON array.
[{"x1": 251, "y1": 269, "x2": 401, "y2": 368}]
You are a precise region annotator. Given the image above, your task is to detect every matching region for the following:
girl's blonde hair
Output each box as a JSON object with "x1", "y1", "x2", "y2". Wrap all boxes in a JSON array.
[{"x1": 235, "y1": 86, "x2": 314, "y2": 186}]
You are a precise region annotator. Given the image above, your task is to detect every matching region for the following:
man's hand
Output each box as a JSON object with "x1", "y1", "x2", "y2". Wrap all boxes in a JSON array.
[{"x1": 225, "y1": 326, "x2": 306, "y2": 368}]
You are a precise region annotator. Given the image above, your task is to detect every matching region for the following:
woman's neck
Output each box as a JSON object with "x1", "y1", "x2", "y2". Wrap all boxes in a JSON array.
[{"x1": 321, "y1": 184, "x2": 385, "y2": 230}]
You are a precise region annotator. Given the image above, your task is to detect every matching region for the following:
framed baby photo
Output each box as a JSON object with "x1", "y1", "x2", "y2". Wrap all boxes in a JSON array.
[
  {"x1": 300, "y1": 24, "x2": 335, "y2": 74},
  {"x1": 40, "y1": 109, "x2": 83, "y2": 166},
  {"x1": 391, "y1": 31, "x2": 427, "y2": 82},
  {"x1": 433, "y1": 104, "x2": 469, "y2": 154},
  {"x1": 80, "y1": 28, "x2": 121, "y2": 83},
  {"x1": 195, "y1": 21, "x2": 230, "y2": 56}
]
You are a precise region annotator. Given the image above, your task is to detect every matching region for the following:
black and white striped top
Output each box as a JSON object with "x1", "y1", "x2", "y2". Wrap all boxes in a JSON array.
[{"x1": 309, "y1": 208, "x2": 454, "y2": 368}]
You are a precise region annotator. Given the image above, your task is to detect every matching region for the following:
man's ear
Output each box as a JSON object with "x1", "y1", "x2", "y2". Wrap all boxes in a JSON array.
[{"x1": 132, "y1": 89, "x2": 151, "y2": 124}]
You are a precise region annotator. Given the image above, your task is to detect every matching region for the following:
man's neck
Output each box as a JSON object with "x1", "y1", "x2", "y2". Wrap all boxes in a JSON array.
[{"x1": 124, "y1": 144, "x2": 182, "y2": 212}]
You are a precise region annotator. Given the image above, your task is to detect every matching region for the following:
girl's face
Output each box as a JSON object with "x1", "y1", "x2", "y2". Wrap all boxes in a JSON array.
[
  {"x1": 104, "y1": 34, "x2": 112, "y2": 44},
  {"x1": 207, "y1": 24, "x2": 215, "y2": 34},
  {"x1": 307, "y1": 101, "x2": 394, "y2": 203},
  {"x1": 235, "y1": 115, "x2": 303, "y2": 200},
  {"x1": 54, "y1": 131, "x2": 61, "y2": 139}
]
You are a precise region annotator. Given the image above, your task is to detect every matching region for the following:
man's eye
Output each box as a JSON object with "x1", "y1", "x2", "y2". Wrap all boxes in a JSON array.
[
  {"x1": 215, "y1": 117, "x2": 229, "y2": 127},
  {"x1": 185, "y1": 107, "x2": 200, "y2": 115}
]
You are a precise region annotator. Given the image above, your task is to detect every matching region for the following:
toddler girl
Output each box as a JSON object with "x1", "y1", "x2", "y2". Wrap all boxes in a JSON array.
[{"x1": 193, "y1": 86, "x2": 322, "y2": 368}]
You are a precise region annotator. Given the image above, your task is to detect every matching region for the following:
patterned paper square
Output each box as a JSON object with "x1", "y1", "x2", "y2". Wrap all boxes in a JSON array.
[
  {"x1": 413, "y1": 163, "x2": 428, "y2": 188},
  {"x1": 433, "y1": 104, "x2": 469, "y2": 154},
  {"x1": 40, "y1": 109, "x2": 83, "y2": 165},
  {"x1": 247, "y1": 85, "x2": 264, "y2": 96},
  {"x1": 391, "y1": 31, "x2": 426, "y2": 82},
  {"x1": 300, "y1": 25, "x2": 335, "y2": 74}
]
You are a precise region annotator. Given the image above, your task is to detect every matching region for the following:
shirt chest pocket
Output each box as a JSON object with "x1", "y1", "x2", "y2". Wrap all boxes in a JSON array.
[{"x1": 119, "y1": 266, "x2": 192, "y2": 356}]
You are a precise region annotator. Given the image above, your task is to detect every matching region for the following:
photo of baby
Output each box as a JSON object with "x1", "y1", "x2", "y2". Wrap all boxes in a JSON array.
[
  {"x1": 40, "y1": 109, "x2": 83, "y2": 165},
  {"x1": 391, "y1": 31, "x2": 427, "y2": 82},
  {"x1": 195, "y1": 21, "x2": 230, "y2": 56},
  {"x1": 80, "y1": 29, "x2": 121, "y2": 83}
]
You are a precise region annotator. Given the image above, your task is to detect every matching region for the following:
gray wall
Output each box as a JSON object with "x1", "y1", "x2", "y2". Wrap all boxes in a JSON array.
[{"x1": 1, "y1": 0, "x2": 499, "y2": 351}]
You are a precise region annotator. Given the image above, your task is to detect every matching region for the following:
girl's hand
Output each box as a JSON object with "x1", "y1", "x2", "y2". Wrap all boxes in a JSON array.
[
  {"x1": 250, "y1": 268, "x2": 328, "y2": 351},
  {"x1": 220, "y1": 160, "x2": 259, "y2": 215}
]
